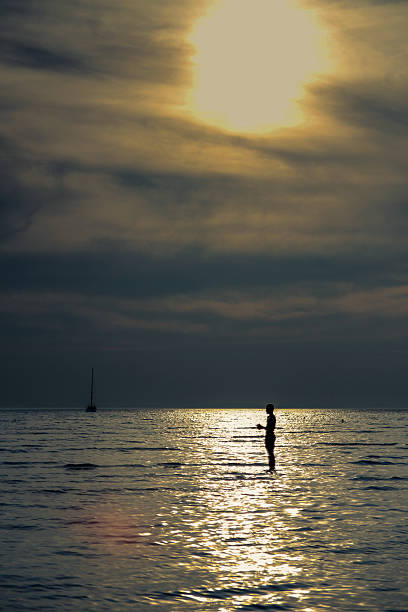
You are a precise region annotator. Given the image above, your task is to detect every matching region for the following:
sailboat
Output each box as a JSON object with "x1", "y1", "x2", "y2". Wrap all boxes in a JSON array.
[{"x1": 86, "y1": 367, "x2": 96, "y2": 412}]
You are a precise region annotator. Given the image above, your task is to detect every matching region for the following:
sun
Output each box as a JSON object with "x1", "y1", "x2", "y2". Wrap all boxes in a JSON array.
[{"x1": 187, "y1": 0, "x2": 330, "y2": 133}]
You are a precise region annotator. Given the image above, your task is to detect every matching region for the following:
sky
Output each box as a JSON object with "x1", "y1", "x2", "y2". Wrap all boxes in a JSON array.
[{"x1": 1, "y1": 0, "x2": 408, "y2": 408}]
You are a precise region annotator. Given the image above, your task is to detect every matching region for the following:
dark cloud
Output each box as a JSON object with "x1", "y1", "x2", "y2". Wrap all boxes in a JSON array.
[
  {"x1": 0, "y1": 142, "x2": 44, "y2": 239},
  {"x1": 1, "y1": 289, "x2": 407, "y2": 408},
  {"x1": 0, "y1": 0, "x2": 38, "y2": 18},
  {"x1": 0, "y1": 137, "x2": 67, "y2": 242},
  {"x1": 0, "y1": 0, "x2": 195, "y2": 85},
  {"x1": 0, "y1": 41, "x2": 87, "y2": 73},
  {"x1": 2, "y1": 247, "x2": 406, "y2": 298},
  {"x1": 309, "y1": 81, "x2": 408, "y2": 134}
]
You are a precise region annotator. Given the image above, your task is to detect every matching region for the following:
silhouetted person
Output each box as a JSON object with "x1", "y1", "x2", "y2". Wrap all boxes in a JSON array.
[{"x1": 257, "y1": 403, "x2": 276, "y2": 471}]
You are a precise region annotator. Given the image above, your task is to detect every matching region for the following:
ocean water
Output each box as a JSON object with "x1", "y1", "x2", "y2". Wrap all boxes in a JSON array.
[{"x1": 0, "y1": 408, "x2": 407, "y2": 612}]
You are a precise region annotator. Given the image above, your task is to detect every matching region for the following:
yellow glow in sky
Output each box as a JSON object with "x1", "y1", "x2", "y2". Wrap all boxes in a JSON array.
[{"x1": 188, "y1": 0, "x2": 330, "y2": 133}]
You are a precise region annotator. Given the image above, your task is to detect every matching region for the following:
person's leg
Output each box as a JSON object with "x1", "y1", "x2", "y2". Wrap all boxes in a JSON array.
[
  {"x1": 265, "y1": 435, "x2": 275, "y2": 471},
  {"x1": 267, "y1": 450, "x2": 275, "y2": 471}
]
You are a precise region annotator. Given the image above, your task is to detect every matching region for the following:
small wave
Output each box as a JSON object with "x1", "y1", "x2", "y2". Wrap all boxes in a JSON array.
[
  {"x1": 362, "y1": 485, "x2": 398, "y2": 491},
  {"x1": 0, "y1": 524, "x2": 38, "y2": 531},
  {"x1": 64, "y1": 463, "x2": 98, "y2": 470},
  {"x1": 297, "y1": 462, "x2": 331, "y2": 467},
  {"x1": 379, "y1": 455, "x2": 407, "y2": 460},
  {"x1": 22, "y1": 443, "x2": 43, "y2": 447},
  {"x1": 284, "y1": 429, "x2": 332, "y2": 434},
  {"x1": 67, "y1": 445, "x2": 143, "y2": 451},
  {"x1": 372, "y1": 586, "x2": 399, "y2": 592},
  {"x1": 124, "y1": 486, "x2": 174, "y2": 492},
  {"x1": 2, "y1": 460, "x2": 60, "y2": 466},
  {"x1": 37, "y1": 488, "x2": 74, "y2": 494},
  {"x1": 157, "y1": 462, "x2": 184, "y2": 467},
  {"x1": 54, "y1": 550, "x2": 89, "y2": 557},
  {"x1": 333, "y1": 546, "x2": 378, "y2": 555},
  {"x1": 351, "y1": 475, "x2": 408, "y2": 481},
  {"x1": 0, "y1": 502, "x2": 48, "y2": 509},
  {"x1": 2, "y1": 581, "x2": 87, "y2": 593},
  {"x1": 187, "y1": 436, "x2": 220, "y2": 439},
  {"x1": 352, "y1": 459, "x2": 399, "y2": 465},
  {"x1": 317, "y1": 442, "x2": 397, "y2": 447},
  {"x1": 114, "y1": 446, "x2": 181, "y2": 451},
  {"x1": 0, "y1": 461, "x2": 60, "y2": 466},
  {"x1": 152, "y1": 582, "x2": 310, "y2": 604},
  {"x1": 221, "y1": 462, "x2": 267, "y2": 467},
  {"x1": 98, "y1": 464, "x2": 146, "y2": 469},
  {"x1": 1, "y1": 480, "x2": 25, "y2": 485},
  {"x1": 347, "y1": 429, "x2": 382, "y2": 433},
  {"x1": 66, "y1": 519, "x2": 100, "y2": 526},
  {"x1": 238, "y1": 604, "x2": 291, "y2": 610}
]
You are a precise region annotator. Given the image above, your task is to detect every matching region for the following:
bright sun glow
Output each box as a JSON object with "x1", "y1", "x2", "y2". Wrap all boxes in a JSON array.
[{"x1": 187, "y1": 0, "x2": 330, "y2": 133}]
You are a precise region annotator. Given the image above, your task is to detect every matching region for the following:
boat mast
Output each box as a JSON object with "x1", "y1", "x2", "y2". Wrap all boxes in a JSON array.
[{"x1": 90, "y1": 367, "x2": 94, "y2": 406}]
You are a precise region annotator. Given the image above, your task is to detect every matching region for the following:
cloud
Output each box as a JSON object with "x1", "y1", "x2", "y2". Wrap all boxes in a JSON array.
[
  {"x1": 0, "y1": 0, "x2": 198, "y2": 82},
  {"x1": 0, "y1": 41, "x2": 87, "y2": 73},
  {"x1": 0, "y1": 138, "x2": 58, "y2": 240},
  {"x1": 308, "y1": 80, "x2": 408, "y2": 135},
  {"x1": 1, "y1": 0, "x2": 407, "y2": 260},
  {"x1": 1, "y1": 0, "x2": 408, "y2": 405}
]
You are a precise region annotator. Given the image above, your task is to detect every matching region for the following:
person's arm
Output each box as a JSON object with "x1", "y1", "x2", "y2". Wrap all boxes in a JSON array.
[{"x1": 256, "y1": 423, "x2": 265, "y2": 430}]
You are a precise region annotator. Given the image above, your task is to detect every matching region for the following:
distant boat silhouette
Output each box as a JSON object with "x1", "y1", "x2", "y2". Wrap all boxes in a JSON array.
[{"x1": 86, "y1": 368, "x2": 96, "y2": 412}]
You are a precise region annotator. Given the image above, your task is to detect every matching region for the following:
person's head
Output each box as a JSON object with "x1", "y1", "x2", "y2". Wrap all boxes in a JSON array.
[{"x1": 266, "y1": 403, "x2": 274, "y2": 414}]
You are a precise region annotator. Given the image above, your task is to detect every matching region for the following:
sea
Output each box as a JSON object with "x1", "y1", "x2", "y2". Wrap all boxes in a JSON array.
[{"x1": 0, "y1": 407, "x2": 407, "y2": 612}]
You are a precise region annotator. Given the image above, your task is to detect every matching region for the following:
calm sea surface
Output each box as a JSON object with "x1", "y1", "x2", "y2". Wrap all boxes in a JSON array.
[{"x1": 0, "y1": 408, "x2": 407, "y2": 611}]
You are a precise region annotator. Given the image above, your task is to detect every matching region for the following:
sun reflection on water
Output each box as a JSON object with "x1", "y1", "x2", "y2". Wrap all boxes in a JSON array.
[
  {"x1": 175, "y1": 410, "x2": 314, "y2": 608},
  {"x1": 1, "y1": 407, "x2": 403, "y2": 610},
  {"x1": 59, "y1": 407, "x2": 405, "y2": 609}
]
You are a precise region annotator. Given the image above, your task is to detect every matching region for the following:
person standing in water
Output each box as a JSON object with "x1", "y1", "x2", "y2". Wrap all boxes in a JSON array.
[{"x1": 257, "y1": 403, "x2": 276, "y2": 471}]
